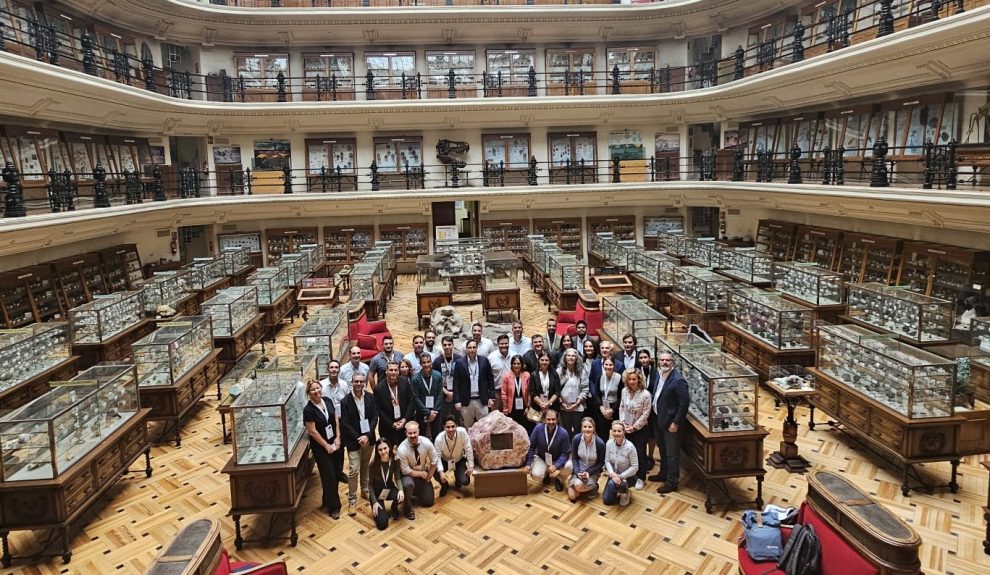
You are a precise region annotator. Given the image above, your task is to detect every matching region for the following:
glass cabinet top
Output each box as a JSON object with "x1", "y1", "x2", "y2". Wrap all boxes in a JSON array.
[
  {"x1": 729, "y1": 287, "x2": 814, "y2": 312},
  {"x1": 134, "y1": 315, "x2": 212, "y2": 345},
  {"x1": 3, "y1": 364, "x2": 135, "y2": 421}
]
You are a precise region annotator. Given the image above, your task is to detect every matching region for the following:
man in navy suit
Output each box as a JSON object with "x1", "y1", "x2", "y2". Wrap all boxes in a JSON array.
[
  {"x1": 452, "y1": 339, "x2": 496, "y2": 428},
  {"x1": 587, "y1": 340, "x2": 624, "y2": 386},
  {"x1": 651, "y1": 352, "x2": 689, "y2": 494}
]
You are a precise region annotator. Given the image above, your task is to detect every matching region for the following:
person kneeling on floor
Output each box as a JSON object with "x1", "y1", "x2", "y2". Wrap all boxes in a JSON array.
[
  {"x1": 524, "y1": 409, "x2": 572, "y2": 492},
  {"x1": 396, "y1": 420, "x2": 441, "y2": 519},
  {"x1": 603, "y1": 420, "x2": 639, "y2": 507},
  {"x1": 434, "y1": 415, "x2": 474, "y2": 496}
]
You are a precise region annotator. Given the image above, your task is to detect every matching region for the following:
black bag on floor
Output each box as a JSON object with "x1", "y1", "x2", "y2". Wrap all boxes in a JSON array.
[{"x1": 777, "y1": 523, "x2": 821, "y2": 575}]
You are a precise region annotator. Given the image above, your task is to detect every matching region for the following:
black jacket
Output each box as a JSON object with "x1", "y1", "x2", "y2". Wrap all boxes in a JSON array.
[
  {"x1": 339, "y1": 392, "x2": 379, "y2": 451},
  {"x1": 528, "y1": 368, "x2": 562, "y2": 410},
  {"x1": 653, "y1": 368, "x2": 690, "y2": 429},
  {"x1": 452, "y1": 354, "x2": 496, "y2": 406}
]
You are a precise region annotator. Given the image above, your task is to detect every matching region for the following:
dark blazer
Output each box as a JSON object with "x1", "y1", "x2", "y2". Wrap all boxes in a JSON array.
[
  {"x1": 522, "y1": 349, "x2": 553, "y2": 373},
  {"x1": 588, "y1": 358, "x2": 625, "y2": 404},
  {"x1": 373, "y1": 377, "x2": 416, "y2": 431},
  {"x1": 641, "y1": 366, "x2": 661, "y2": 397},
  {"x1": 569, "y1": 434, "x2": 606, "y2": 476},
  {"x1": 654, "y1": 368, "x2": 690, "y2": 429},
  {"x1": 411, "y1": 369, "x2": 444, "y2": 419},
  {"x1": 303, "y1": 398, "x2": 339, "y2": 446},
  {"x1": 528, "y1": 368, "x2": 562, "y2": 410},
  {"x1": 452, "y1": 354, "x2": 496, "y2": 406},
  {"x1": 588, "y1": 369, "x2": 624, "y2": 411},
  {"x1": 339, "y1": 392, "x2": 379, "y2": 451},
  {"x1": 525, "y1": 423, "x2": 570, "y2": 468},
  {"x1": 544, "y1": 332, "x2": 559, "y2": 352}
]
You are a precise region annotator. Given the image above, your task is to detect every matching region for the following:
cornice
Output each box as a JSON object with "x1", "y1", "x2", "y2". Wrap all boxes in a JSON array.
[
  {"x1": 1, "y1": 10, "x2": 988, "y2": 135},
  {"x1": 56, "y1": 0, "x2": 787, "y2": 46},
  {"x1": 3, "y1": 181, "x2": 990, "y2": 260}
]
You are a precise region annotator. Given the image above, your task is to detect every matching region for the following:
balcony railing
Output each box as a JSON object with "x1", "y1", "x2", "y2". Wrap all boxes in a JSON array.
[
  {"x1": 194, "y1": 0, "x2": 648, "y2": 7},
  {"x1": 1, "y1": 139, "x2": 976, "y2": 217},
  {"x1": 0, "y1": 0, "x2": 967, "y2": 104}
]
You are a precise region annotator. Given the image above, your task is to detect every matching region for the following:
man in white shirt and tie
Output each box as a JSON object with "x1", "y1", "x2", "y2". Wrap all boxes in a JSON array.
[
  {"x1": 396, "y1": 421, "x2": 442, "y2": 518},
  {"x1": 434, "y1": 415, "x2": 474, "y2": 496}
]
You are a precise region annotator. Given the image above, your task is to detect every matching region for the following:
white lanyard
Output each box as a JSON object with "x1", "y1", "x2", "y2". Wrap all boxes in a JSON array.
[
  {"x1": 380, "y1": 464, "x2": 391, "y2": 487},
  {"x1": 540, "y1": 371, "x2": 550, "y2": 394},
  {"x1": 514, "y1": 375, "x2": 522, "y2": 396},
  {"x1": 421, "y1": 371, "x2": 435, "y2": 394},
  {"x1": 389, "y1": 384, "x2": 399, "y2": 405},
  {"x1": 601, "y1": 372, "x2": 615, "y2": 400},
  {"x1": 545, "y1": 425, "x2": 558, "y2": 448}
]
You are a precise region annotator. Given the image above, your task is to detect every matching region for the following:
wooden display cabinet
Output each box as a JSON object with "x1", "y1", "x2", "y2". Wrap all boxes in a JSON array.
[
  {"x1": 379, "y1": 224, "x2": 429, "y2": 271},
  {"x1": 754, "y1": 220, "x2": 798, "y2": 262},
  {"x1": 668, "y1": 292, "x2": 727, "y2": 337},
  {"x1": 141, "y1": 349, "x2": 223, "y2": 447},
  {"x1": 837, "y1": 232, "x2": 902, "y2": 284},
  {"x1": 896, "y1": 242, "x2": 990, "y2": 309},
  {"x1": 259, "y1": 289, "x2": 296, "y2": 343},
  {"x1": 52, "y1": 254, "x2": 108, "y2": 311},
  {"x1": 682, "y1": 415, "x2": 768, "y2": 513},
  {"x1": 0, "y1": 356, "x2": 80, "y2": 413},
  {"x1": 533, "y1": 218, "x2": 582, "y2": 254},
  {"x1": 720, "y1": 322, "x2": 817, "y2": 382},
  {"x1": 305, "y1": 137, "x2": 358, "y2": 191},
  {"x1": 0, "y1": 271, "x2": 37, "y2": 328},
  {"x1": 217, "y1": 233, "x2": 264, "y2": 269},
  {"x1": 72, "y1": 319, "x2": 156, "y2": 369},
  {"x1": 323, "y1": 225, "x2": 374, "y2": 265},
  {"x1": 23, "y1": 265, "x2": 64, "y2": 323},
  {"x1": 587, "y1": 216, "x2": 636, "y2": 245},
  {"x1": 265, "y1": 228, "x2": 318, "y2": 267},
  {"x1": 214, "y1": 313, "x2": 266, "y2": 375},
  {"x1": 482, "y1": 220, "x2": 531, "y2": 255},
  {"x1": 96, "y1": 244, "x2": 143, "y2": 292},
  {"x1": 793, "y1": 225, "x2": 842, "y2": 270}
]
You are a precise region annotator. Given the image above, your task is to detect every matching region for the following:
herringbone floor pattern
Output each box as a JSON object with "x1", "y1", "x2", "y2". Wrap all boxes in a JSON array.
[{"x1": 6, "y1": 273, "x2": 989, "y2": 575}]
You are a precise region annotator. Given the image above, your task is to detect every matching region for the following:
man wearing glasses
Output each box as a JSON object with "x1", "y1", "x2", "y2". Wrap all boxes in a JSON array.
[{"x1": 650, "y1": 352, "x2": 689, "y2": 494}]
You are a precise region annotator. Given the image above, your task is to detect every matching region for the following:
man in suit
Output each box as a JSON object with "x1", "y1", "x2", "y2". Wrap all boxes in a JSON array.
[
  {"x1": 573, "y1": 320, "x2": 590, "y2": 350},
  {"x1": 524, "y1": 409, "x2": 572, "y2": 491},
  {"x1": 432, "y1": 335, "x2": 460, "y2": 423},
  {"x1": 374, "y1": 362, "x2": 415, "y2": 447},
  {"x1": 650, "y1": 352, "x2": 689, "y2": 494},
  {"x1": 544, "y1": 318, "x2": 559, "y2": 351},
  {"x1": 452, "y1": 339, "x2": 495, "y2": 428},
  {"x1": 619, "y1": 334, "x2": 639, "y2": 369},
  {"x1": 587, "y1": 340, "x2": 624, "y2": 386},
  {"x1": 339, "y1": 373, "x2": 379, "y2": 516},
  {"x1": 522, "y1": 334, "x2": 551, "y2": 373}
]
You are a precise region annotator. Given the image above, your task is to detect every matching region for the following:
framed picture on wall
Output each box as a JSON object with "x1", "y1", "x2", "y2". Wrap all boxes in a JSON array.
[
  {"x1": 149, "y1": 146, "x2": 166, "y2": 165},
  {"x1": 213, "y1": 146, "x2": 242, "y2": 165}
]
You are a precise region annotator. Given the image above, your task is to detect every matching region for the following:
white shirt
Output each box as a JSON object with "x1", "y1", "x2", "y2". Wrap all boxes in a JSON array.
[
  {"x1": 434, "y1": 427, "x2": 474, "y2": 471},
  {"x1": 396, "y1": 436, "x2": 442, "y2": 475},
  {"x1": 339, "y1": 361, "x2": 369, "y2": 385},
  {"x1": 509, "y1": 336, "x2": 532, "y2": 357},
  {"x1": 403, "y1": 350, "x2": 425, "y2": 374},
  {"x1": 352, "y1": 392, "x2": 367, "y2": 420},
  {"x1": 320, "y1": 377, "x2": 352, "y2": 412},
  {"x1": 653, "y1": 369, "x2": 672, "y2": 414},
  {"x1": 423, "y1": 344, "x2": 442, "y2": 360},
  {"x1": 473, "y1": 337, "x2": 496, "y2": 358},
  {"x1": 488, "y1": 350, "x2": 513, "y2": 385}
]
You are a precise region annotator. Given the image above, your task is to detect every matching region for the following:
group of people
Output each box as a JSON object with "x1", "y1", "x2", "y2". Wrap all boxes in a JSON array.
[{"x1": 301, "y1": 318, "x2": 689, "y2": 527}]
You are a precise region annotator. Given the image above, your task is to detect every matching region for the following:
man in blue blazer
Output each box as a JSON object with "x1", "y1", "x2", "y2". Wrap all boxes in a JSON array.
[
  {"x1": 650, "y1": 352, "x2": 690, "y2": 494},
  {"x1": 452, "y1": 339, "x2": 495, "y2": 428},
  {"x1": 524, "y1": 409, "x2": 572, "y2": 491}
]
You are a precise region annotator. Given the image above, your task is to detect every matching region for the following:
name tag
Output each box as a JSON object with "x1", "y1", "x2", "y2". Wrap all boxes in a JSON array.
[
  {"x1": 425, "y1": 396, "x2": 435, "y2": 409},
  {"x1": 393, "y1": 405, "x2": 401, "y2": 419},
  {"x1": 359, "y1": 419, "x2": 371, "y2": 434},
  {"x1": 448, "y1": 459, "x2": 455, "y2": 471},
  {"x1": 544, "y1": 452, "x2": 553, "y2": 466},
  {"x1": 325, "y1": 425, "x2": 334, "y2": 440},
  {"x1": 379, "y1": 489, "x2": 391, "y2": 501},
  {"x1": 514, "y1": 397, "x2": 524, "y2": 411},
  {"x1": 444, "y1": 375, "x2": 453, "y2": 391}
]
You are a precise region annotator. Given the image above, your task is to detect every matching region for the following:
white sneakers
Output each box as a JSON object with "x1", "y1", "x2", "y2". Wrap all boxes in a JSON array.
[{"x1": 633, "y1": 479, "x2": 645, "y2": 491}]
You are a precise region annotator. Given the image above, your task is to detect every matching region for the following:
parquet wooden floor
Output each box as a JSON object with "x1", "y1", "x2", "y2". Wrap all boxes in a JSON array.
[{"x1": 6, "y1": 272, "x2": 990, "y2": 574}]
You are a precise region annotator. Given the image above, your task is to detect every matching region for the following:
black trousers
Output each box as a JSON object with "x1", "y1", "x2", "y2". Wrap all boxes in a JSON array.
[
  {"x1": 435, "y1": 457, "x2": 470, "y2": 487},
  {"x1": 332, "y1": 447, "x2": 345, "y2": 484},
  {"x1": 626, "y1": 427, "x2": 648, "y2": 482},
  {"x1": 312, "y1": 445, "x2": 341, "y2": 513}
]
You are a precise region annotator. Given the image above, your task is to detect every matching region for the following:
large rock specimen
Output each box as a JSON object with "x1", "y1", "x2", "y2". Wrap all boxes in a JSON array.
[{"x1": 467, "y1": 411, "x2": 530, "y2": 471}]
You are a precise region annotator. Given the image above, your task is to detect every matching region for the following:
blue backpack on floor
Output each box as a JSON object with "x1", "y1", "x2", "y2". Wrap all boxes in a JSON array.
[{"x1": 741, "y1": 510, "x2": 782, "y2": 562}]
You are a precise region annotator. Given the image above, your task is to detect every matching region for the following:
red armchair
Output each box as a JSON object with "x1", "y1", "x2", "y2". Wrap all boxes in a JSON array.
[
  {"x1": 556, "y1": 294, "x2": 603, "y2": 339},
  {"x1": 346, "y1": 302, "x2": 390, "y2": 361}
]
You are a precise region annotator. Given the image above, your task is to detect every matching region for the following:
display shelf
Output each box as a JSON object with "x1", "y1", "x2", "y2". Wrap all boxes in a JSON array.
[
  {"x1": 70, "y1": 316, "x2": 155, "y2": 370},
  {"x1": 52, "y1": 254, "x2": 108, "y2": 311},
  {"x1": 218, "y1": 233, "x2": 264, "y2": 269},
  {"x1": 717, "y1": 248, "x2": 774, "y2": 286},
  {"x1": 23, "y1": 265, "x2": 64, "y2": 323},
  {"x1": 896, "y1": 242, "x2": 990, "y2": 312},
  {"x1": 247, "y1": 268, "x2": 290, "y2": 307},
  {"x1": 186, "y1": 258, "x2": 231, "y2": 302},
  {"x1": 482, "y1": 251, "x2": 521, "y2": 320},
  {"x1": 628, "y1": 249, "x2": 678, "y2": 307},
  {"x1": 0, "y1": 323, "x2": 80, "y2": 412},
  {"x1": 643, "y1": 216, "x2": 684, "y2": 250},
  {"x1": 533, "y1": 218, "x2": 582, "y2": 255},
  {"x1": 220, "y1": 247, "x2": 256, "y2": 286},
  {"x1": 265, "y1": 228, "x2": 318, "y2": 267},
  {"x1": 846, "y1": 283, "x2": 953, "y2": 345},
  {"x1": 138, "y1": 270, "x2": 198, "y2": 318},
  {"x1": 602, "y1": 295, "x2": 668, "y2": 345},
  {"x1": 657, "y1": 230, "x2": 687, "y2": 258},
  {"x1": 279, "y1": 253, "x2": 308, "y2": 287},
  {"x1": 682, "y1": 237, "x2": 719, "y2": 268},
  {"x1": 0, "y1": 271, "x2": 38, "y2": 328},
  {"x1": 926, "y1": 343, "x2": 990, "y2": 407},
  {"x1": 202, "y1": 287, "x2": 259, "y2": 338},
  {"x1": 587, "y1": 216, "x2": 635, "y2": 249},
  {"x1": 298, "y1": 243, "x2": 327, "y2": 276},
  {"x1": 793, "y1": 225, "x2": 843, "y2": 270},
  {"x1": 68, "y1": 290, "x2": 146, "y2": 345},
  {"x1": 230, "y1": 358, "x2": 309, "y2": 467},
  {"x1": 546, "y1": 253, "x2": 586, "y2": 312},
  {"x1": 96, "y1": 244, "x2": 143, "y2": 292},
  {"x1": 293, "y1": 308, "x2": 347, "y2": 379},
  {"x1": 726, "y1": 288, "x2": 814, "y2": 351},
  {"x1": 323, "y1": 225, "x2": 374, "y2": 265},
  {"x1": 754, "y1": 219, "x2": 798, "y2": 261},
  {"x1": 379, "y1": 224, "x2": 428, "y2": 269},
  {"x1": 482, "y1": 220, "x2": 531, "y2": 255},
  {"x1": 672, "y1": 266, "x2": 735, "y2": 312},
  {"x1": 837, "y1": 232, "x2": 903, "y2": 285},
  {"x1": 259, "y1": 288, "x2": 296, "y2": 344}
]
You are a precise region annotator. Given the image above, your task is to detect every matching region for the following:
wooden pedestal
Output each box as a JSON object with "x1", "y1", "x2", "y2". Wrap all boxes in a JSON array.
[
  {"x1": 417, "y1": 290, "x2": 453, "y2": 328},
  {"x1": 474, "y1": 468, "x2": 529, "y2": 498},
  {"x1": 764, "y1": 381, "x2": 816, "y2": 473},
  {"x1": 682, "y1": 415, "x2": 768, "y2": 513},
  {"x1": 214, "y1": 314, "x2": 266, "y2": 375},
  {"x1": 629, "y1": 273, "x2": 673, "y2": 308},
  {"x1": 72, "y1": 319, "x2": 156, "y2": 369},
  {"x1": 259, "y1": 289, "x2": 296, "y2": 343},
  {"x1": 0, "y1": 409, "x2": 152, "y2": 566},
  {"x1": 482, "y1": 286, "x2": 521, "y2": 320},
  {"x1": 0, "y1": 356, "x2": 80, "y2": 412},
  {"x1": 720, "y1": 322, "x2": 817, "y2": 382},
  {"x1": 141, "y1": 349, "x2": 223, "y2": 446},
  {"x1": 222, "y1": 436, "x2": 313, "y2": 549},
  {"x1": 668, "y1": 293, "x2": 726, "y2": 337}
]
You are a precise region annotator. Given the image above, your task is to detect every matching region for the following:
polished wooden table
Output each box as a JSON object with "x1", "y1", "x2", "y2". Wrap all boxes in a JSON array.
[{"x1": 764, "y1": 378, "x2": 816, "y2": 473}]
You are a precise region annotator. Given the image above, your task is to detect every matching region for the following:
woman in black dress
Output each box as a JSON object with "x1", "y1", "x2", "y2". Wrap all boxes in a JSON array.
[{"x1": 303, "y1": 379, "x2": 342, "y2": 518}]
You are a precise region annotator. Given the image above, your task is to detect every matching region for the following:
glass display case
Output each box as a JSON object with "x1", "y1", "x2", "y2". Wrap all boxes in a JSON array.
[
  {"x1": 363, "y1": 248, "x2": 391, "y2": 285},
  {"x1": 772, "y1": 261, "x2": 844, "y2": 306},
  {"x1": 816, "y1": 323, "x2": 955, "y2": 418},
  {"x1": 293, "y1": 309, "x2": 347, "y2": 379},
  {"x1": 483, "y1": 251, "x2": 519, "y2": 290},
  {"x1": 201, "y1": 286, "x2": 259, "y2": 337},
  {"x1": 606, "y1": 241, "x2": 639, "y2": 270},
  {"x1": 847, "y1": 283, "x2": 953, "y2": 343},
  {"x1": 230, "y1": 360, "x2": 307, "y2": 466},
  {"x1": 718, "y1": 249, "x2": 774, "y2": 285},
  {"x1": 657, "y1": 230, "x2": 687, "y2": 257},
  {"x1": 525, "y1": 235, "x2": 548, "y2": 263},
  {"x1": 548, "y1": 253, "x2": 585, "y2": 292},
  {"x1": 532, "y1": 241, "x2": 562, "y2": 275},
  {"x1": 220, "y1": 247, "x2": 253, "y2": 277},
  {"x1": 726, "y1": 288, "x2": 814, "y2": 350},
  {"x1": 672, "y1": 266, "x2": 734, "y2": 311},
  {"x1": 68, "y1": 290, "x2": 146, "y2": 344},
  {"x1": 435, "y1": 238, "x2": 490, "y2": 255},
  {"x1": 247, "y1": 267, "x2": 289, "y2": 306},
  {"x1": 138, "y1": 270, "x2": 192, "y2": 314},
  {"x1": 298, "y1": 243, "x2": 325, "y2": 272},
  {"x1": 416, "y1": 256, "x2": 451, "y2": 293},
  {"x1": 768, "y1": 364, "x2": 815, "y2": 392},
  {"x1": 0, "y1": 364, "x2": 139, "y2": 481},
  {"x1": 972, "y1": 316, "x2": 990, "y2": 352},
  {"x1": 629, "y1": 249, "x2": 678, "y2": 286},
  {"x1": 603, "y1": 295, "x2": 668, "y2": 344},
  {"x1": 278, "y1": 253, "x2": 308, "y2": 287},
  {"x1": 0, "y1": 322, "x2": 72, "y2": 395},
  {"x1": 373, "y1": 240, "x2": 396, "y2": 272},
  {"x1": 589, "y1": 232, "x2": 614, "y2": 259},
  {"x1": 132, "y1": 316, "x2": 214, "y2": 387},
  {"x1": 926, "y1": 343, "x2": 990, "y2": 407},
  {"x1": 187, "y1": 257, "x2": 225, "y2": 291},
  {"x1": 350, "y1": 261, "x2": 381, "y2": 302},
  {"x1": 657, "y1": 340, "x2": 759, "y2": 432},
  {"x1": 683, "y1": 237, "x2": 718, "y2": 267}
]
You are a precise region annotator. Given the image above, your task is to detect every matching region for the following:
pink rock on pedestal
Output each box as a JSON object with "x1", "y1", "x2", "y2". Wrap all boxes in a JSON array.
[{"x1": 467, "y1": 411, "x2": 530, "y2": 471}]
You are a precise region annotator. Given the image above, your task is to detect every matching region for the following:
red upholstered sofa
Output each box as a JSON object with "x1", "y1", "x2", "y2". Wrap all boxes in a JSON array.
[
  {"x1": 737, "y1": 502, "x2": 920, "y2": 575},
  {"x1": 347, "y1": 302, "x2": 390, "y2": 361},
  {"x1": 147, "y1": 519, "x2": 287, "y2": 575},
  {"x1": 555, "y1": 294, "x2": 603, "y2": 339}
]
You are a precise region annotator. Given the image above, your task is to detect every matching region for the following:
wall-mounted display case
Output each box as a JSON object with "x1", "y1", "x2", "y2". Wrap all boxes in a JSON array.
[
  {"x1": 772, "y1": 261, "x2": 844, "y2": 306},
  {"x1": 247, "y1": 267, "x2": 289, "y2": 306},
  {"x1": 293, "y1": 309, "x2": 347, "y2": 379},
  {"x1": 132, "y1": 316, "x2": 214, "y2": 388},
  {"x1": 323, "y1": 226, "x2": 374, "y2": 265},
  {"x1": 230, "y1": 362, "x2": 306, "y2": 466},
  {"x1": 602, "y1": 295, "x2": 668, "y2": 345},
  {"x1": 897, "y1": 242, "x2": 990, "y2": 311},
  {"x1": 482, "y1": 220, "x2": 530, "y2": 254},
  {"x1": 187, "y1": 258, "x2": 227, "y2": 291},
  {"x1": 643, "y1": 216, "x2": 684, "y2": 249},
  {"x1": 837, "y1": 232, "x2": 902, "y2": 285},
  {"x1": 68, "y1": 290, "x2": 146, "y2": 344},
  {"x1": 97, "y1": 244, "x2": 143, "y2": 292},
  {"x1": 755, "y1": 220, "x2": 798, "y2": 261},
  {"x1": 218, "y1": 232, "x2": 263, "y2": 255},
  {"x1": 973, "y1": 316, "x2": 990, "y2": 353},
  {"x1": 682, "y1": 237, "x2": 719, "y2": 267},
  {"x1": 221, "y1": 247, "x2": 254, "y2": 278},
  {"x1": 816, "y1": 323, "x2": 955, "y2": 418},
  {"x1": 202, "y1": 287, "x2": 259, "y2": 338},
  {"x1": 0, "y1": 364, "x2": 139, "y2": 481},
  {"x1": 379, "y1": 224, "x2": 428, "y2": 264},
  {"x1": 534, "y1": 218, "x2": 582, "y2": 254},
  {"x1": 265, "y1": 228, "x2": 317, "y2": 267},
  {"x1": 727, "y1": 288, "x2": 813, "y2": 350},
  {"x1": 53, "y1": 254, "x2": 107, "y2": 311},
  {"x1": 0, "y1": 269, "x2": 45, "y2": 327},
  {"x1": 138, "y1": 270, "x2": 193, "y2": 315},
  {"x1": 793, "y1": 225, "x2": 842, "y2": 270},
  {"x1": 0, "y1": 323, "x2": 72, "y2": 396},
  {"x1": 672, "y1": 266, "x2": 734, "y2": 312},
  {"x1": 718, "y1": 248, "x2": 774, "y2": 285},
  {"x1": 657, "y1": 340, "x2": 759, "y2": 433},
  {"x1": 847, "y1": 283, "x2": 953, "y2": 344}
]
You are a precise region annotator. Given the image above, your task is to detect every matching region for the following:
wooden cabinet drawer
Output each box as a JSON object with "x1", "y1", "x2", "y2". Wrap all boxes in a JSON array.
[
  {"x1": 64, "y1": 468, "x2": 96, "y2": 511},
  {"x1": 96, "y1": 444, "x2": 123, "y2": 484},
  {"x1": 838, "y1": 399, "x2": 869, "y2": 431},
  {"x1": 813, "y1": 382, "x2": 839, "y2": 414},
  {"x1": 871, "y1": 413, "x2": 905, "y2": 451}
]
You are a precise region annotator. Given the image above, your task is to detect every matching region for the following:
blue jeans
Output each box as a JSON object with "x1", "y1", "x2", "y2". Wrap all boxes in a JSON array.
[{"x1": 602, "y1": 477, "x2": 628, "y2": 506}]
